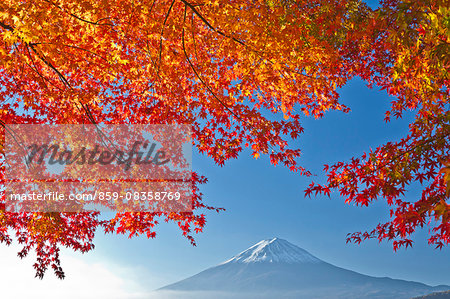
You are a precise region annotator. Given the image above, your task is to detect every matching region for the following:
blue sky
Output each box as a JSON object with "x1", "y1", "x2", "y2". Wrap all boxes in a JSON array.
[
  {"x1": 65, "y1": 77, "x2": 449, "y2": 292},
  {"x1": 1, "y1": 74, "x2": 449, "y2": 299},
  {"x1": 1, "y1": 1, "x2": 449, "y2": 296}
]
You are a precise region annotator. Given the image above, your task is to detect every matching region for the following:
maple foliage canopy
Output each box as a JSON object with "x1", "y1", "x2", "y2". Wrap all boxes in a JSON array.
[{"x1": 0, "y1": 0, "x2": 449, "y2": 278}]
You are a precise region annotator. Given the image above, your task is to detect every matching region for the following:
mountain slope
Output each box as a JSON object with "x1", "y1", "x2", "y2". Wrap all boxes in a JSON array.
[
  {"x1": 413, "y1": 290, "x2": 450, "y2": 299},
  {"x1": 158, "y1": 238, "x2": 449, "y2": 299}
]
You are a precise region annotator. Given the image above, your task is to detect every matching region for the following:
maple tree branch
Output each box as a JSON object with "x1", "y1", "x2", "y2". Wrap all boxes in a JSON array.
[
  {"x1": 23, "y1": 45, "x2": 126, "y2": 152},
  {"x1": 23, "y1": 56, "x2": 99, "y2": 131},
  {"x1": 0, "y1": 21, "x2": 14, "y2": 31},
  {"x1": 181, "y1": 6, "x2": 277, "y2": 151},
  {"x1": 357, "y1": 129, "x2": 450, "y2": 180},
  {"x1": 181, "y1": 28, "x2": 242, "y2": 123},
  {"x1": 389, "y1": 129, "x2": 449, "y2": 167},
  {"x1": 144, "y1": 34, "x2": 159, "y2": 77},
  {"x1": 148, "y1": 0, "x2": 157, "y2": 15},
  {"x1": 181, "y1": 1, "x2": 318, "y2": 81},
  {"x1": 181, "y1": 18, "x2": 295, "y2": 163},
  {"x1": 23, "y1": 44, "x2": 59, "y2": 91},
  {"x1": 42, "y1": 0, "x2": 114, "y2": 26},
  {"x1": 28, "y1": 44, "x2": 71, "y2": 88},
  {"x1": 157, "y1": 0, "x2": 176, "y2": 76},
  {"x1": 0, "y1": 121, "x2": 32, "y2": 169},
  {"x1": 190, "y1": 13, "x2": 200, "y2": 62},
  {"x1": 0, "y1": 22, "x2": 64, "y2": 93},
  {"x1": 25, "y1": 43, "x2": 98, "y2": 124},
  {"x1": 60, "y1": 44, "x2": 108, "y2": 62},
  {"x1": 180, "y1": 0, "x2": 245, "y2": 46}
]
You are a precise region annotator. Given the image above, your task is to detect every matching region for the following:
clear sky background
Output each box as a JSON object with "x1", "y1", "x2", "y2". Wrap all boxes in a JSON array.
[
  {"x1": 2, "y1": 77, "x2": 448, "y2": 299},
  {"x1": 92, "y1": 78, "x2": 446, "y2": 290},
  {"x1": 1, "y1": 1, "x2": 449, "y2": 297}
]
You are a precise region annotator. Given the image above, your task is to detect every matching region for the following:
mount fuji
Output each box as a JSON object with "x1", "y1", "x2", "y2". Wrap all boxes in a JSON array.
[{"x1": 156, "y1": 238, "x2": 450, "y2": 299}]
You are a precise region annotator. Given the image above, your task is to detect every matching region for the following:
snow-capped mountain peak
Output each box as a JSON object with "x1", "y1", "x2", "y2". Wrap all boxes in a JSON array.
[
  {"x1": 160, "y1": 237, "x2": 450, "y2": 298},
  {"x1": 221, "y1": 237, "x2": 322, "y2": 264}
]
